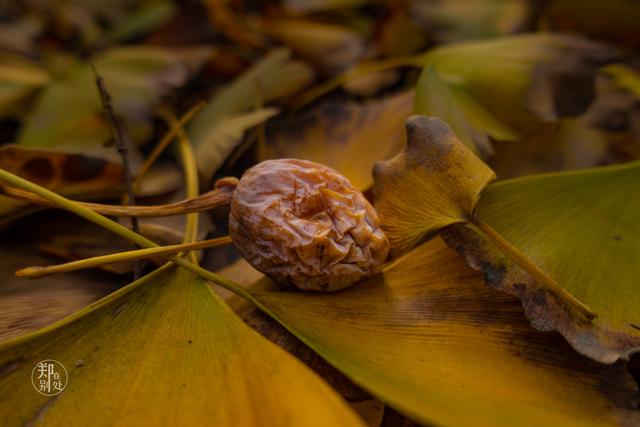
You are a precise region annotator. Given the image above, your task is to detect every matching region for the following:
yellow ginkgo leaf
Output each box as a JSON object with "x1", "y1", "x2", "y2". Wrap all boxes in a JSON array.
[
  {"x1": 443, "y1": 160, "x2": 640, "y2": 363},
  {"x1": 253, "y1": 238, "x2": 640, "y2": 427},
  {"x1": 372, "y1": 115, "x2": 495, "y2": 253},
  {"x1": 0, "y1": 265, "x2": 364, "y2": 426}
]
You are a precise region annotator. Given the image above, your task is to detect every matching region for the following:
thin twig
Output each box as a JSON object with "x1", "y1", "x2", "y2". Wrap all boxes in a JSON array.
[
  {"x1": 89, "y1": 60, "x2": 141, "y2": 278},
  {"x1": 17, "y1": 237, "x2": 232, "y2": 278}
]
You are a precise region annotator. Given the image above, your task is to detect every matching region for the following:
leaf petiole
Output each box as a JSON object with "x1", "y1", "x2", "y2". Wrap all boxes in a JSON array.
[
  {"x1": 1, "y1": 179, "x2": 237, "y2": 217},
  {"x1": 470, "y1": 219, "x2": 597, "y2": 321},
  {"x1": 162, "y1": 107, "x2": 200, "y2": 263}
]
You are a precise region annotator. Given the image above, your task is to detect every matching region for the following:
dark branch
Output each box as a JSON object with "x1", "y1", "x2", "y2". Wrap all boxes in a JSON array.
[{"x1": 89, "y1": 60, "x2": 142, "y2": 279}]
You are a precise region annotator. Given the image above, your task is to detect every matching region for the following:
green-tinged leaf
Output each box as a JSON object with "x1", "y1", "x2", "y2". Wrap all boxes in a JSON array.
[
  {"x1": 265, "y1": 90, "x2": 413, "y2": 189},
  {"x1": 196, "y1": 108, "x2": 279, "y2": 181},
  {"x1": 252, "y1": 238, "x2": 640, "y2": 427},
  {"x1": 372, "y1": 116, "x2": 495, "y2": 252},
  {"x1": 18, "y1": 46, "x2": 210, "y2": 150},
  {"x1": 0, "y1": 265, "x2": 364, "y2": 426},
  {"x1": 603, "y1": 64, "x2": 640, "y2": 98},
  {"x1": 443, "y1": 160, "x2": 640, "y2": 363},
  {"x1": 0, "y1": 54, "x2": 49, "y2": 118},
  {"x1": 414, "y1": 34, "x2": 611, "y2": 154}
]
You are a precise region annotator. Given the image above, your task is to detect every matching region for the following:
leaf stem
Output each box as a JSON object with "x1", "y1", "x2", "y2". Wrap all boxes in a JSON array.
[
  {"x1": 16, "y1": 237, "x2": 232, "y2": 278},
  {"x1": 1, "y1": 180, "x2": 237, "y2": 217},
  {"x1": 161, "y1": 107, "x2": 200, "y2": 262},
  {"x1": 89, "y1": 61, "x2": 141, "y2": 278},
  {"x1": 471, "y1": 219, "x2": 597, "y2": 320}
]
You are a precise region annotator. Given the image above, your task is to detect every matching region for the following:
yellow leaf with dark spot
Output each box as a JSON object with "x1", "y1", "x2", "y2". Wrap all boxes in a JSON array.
[
  {"x1": 265, "y1": 90, "x2": 413, "y2": 190},
  {"x1": 253, "y1": 238, "x2": 640, "y2": 427},
  {"x1": 0, "y1": 145, "x2": 124, "y2": 227}
]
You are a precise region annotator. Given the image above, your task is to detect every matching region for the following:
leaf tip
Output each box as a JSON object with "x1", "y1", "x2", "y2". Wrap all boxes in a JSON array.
[{"x1": 404, "y1": 115, "x2": 455, "y2": 151}]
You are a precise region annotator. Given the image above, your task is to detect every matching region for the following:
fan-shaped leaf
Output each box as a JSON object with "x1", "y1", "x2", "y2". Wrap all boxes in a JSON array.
[
  {"x1": 253, "y1": 238, "x2": 640, "y2": 427},
  {"x1": 443, "y1": 160, "x2": 640, "y2": 363},
  {"x1": 0, "y1": 265, "x2": 364, "y2": 426},
  {"x1": 373, "y1": 115, "x2": 495, "y2": 253}
]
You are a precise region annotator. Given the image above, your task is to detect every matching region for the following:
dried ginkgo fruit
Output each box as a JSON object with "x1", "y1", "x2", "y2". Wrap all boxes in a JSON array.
[{"x1": 229, "y1": 159, "x2": 390, "y2": 291}]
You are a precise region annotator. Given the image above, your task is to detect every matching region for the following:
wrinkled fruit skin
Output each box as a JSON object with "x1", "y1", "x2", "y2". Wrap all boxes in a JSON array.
[{"x1": 229, "y1": 159, "x2": 390, "y2": 291}]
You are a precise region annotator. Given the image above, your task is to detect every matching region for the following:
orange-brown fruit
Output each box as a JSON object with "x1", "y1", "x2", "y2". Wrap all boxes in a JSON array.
[{"x1": 229, "y1": 159, "x2": 390, "y2": 291}]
